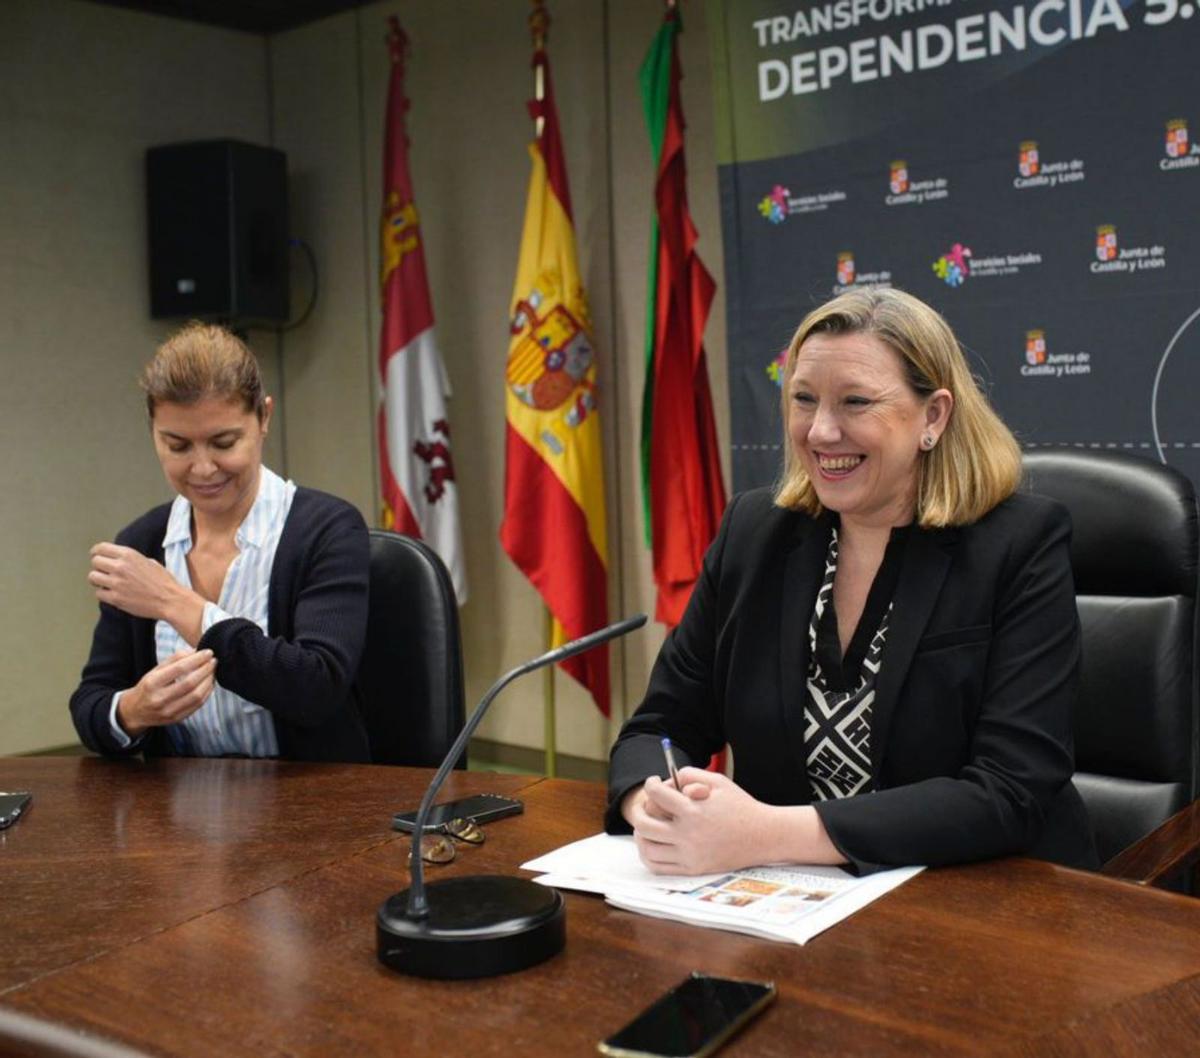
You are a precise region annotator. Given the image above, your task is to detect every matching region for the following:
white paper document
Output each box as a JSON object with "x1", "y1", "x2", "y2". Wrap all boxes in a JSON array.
[{"x1": 521, "y1": 833, "x2": 922, "y2": 945}]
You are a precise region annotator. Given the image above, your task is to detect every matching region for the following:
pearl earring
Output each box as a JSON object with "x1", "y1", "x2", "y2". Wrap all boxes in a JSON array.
[{"x1": 922, "y1": 435, "x2": 935, "y2": 450}]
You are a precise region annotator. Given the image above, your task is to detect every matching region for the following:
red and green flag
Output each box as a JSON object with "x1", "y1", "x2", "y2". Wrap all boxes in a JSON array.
[{"x1": 640, "y1": 6, "x2": 726, "y2": 628}]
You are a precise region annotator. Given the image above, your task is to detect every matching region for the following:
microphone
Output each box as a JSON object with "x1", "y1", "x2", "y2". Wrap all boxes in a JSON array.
[{"x1": 376, "y1": 612, "x2": 647, "y2": 979}]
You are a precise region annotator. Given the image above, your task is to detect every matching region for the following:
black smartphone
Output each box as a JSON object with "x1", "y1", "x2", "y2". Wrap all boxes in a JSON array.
[
  {"x1": 391, "y1": 793, "x2": 523, "y2": 833},
  {"x1": 598, "y1": 973, "x2": 776, "y2": 1058},
  {"x1": 0, "y1": 792, "x2": 32, "y2": 830}
]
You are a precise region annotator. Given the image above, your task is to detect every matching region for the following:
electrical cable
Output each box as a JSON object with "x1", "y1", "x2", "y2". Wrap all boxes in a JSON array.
[{"x1": 278, "y1": 237, "x2": 318, "y2": 332}]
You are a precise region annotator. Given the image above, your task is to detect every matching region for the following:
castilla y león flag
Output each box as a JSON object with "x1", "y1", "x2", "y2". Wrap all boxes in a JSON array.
[
  {"x1": 640, "y1": 5, "x2": 726, "y2": 628},
  {"x1": 378, "y1": 18, "x2": 467, "y2": 603},
  {"x1": 499, "y1": 42, "x2": 610, "y2": 716}
]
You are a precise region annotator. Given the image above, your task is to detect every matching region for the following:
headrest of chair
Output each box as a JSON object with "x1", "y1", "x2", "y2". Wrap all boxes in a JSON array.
[
  {"x1": 367, "y1": 530, "x2": 459, "y2": 650},
  {"x1": 1022, "y1": 449, "x2": 1198, "y2": 597}
]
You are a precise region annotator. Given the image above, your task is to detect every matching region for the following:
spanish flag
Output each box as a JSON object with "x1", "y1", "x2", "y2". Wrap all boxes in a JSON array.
[{"x1": 500, "y1": 38, "x2": 610, "y2": 716}]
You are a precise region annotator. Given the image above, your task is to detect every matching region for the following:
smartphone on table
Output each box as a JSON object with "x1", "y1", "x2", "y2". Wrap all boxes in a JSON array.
[
  {"x1": 598, "y1": 973, "x2": 776, "y2": 1058},
  {"x1": 0, "y1": 792, "x2": 32, "y2": 830},
  {"x1": 391, "y1": 792, "x2": 523, "y2": 834}
]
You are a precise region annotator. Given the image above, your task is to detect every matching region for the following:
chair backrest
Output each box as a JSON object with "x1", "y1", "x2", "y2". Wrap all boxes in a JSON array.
[
  {"x1": 360, "y1": 530, "x2": 466, "y2": 768},
  {"x1": 1022, "y1": 450, "x2": 1200, "y2": 865}
]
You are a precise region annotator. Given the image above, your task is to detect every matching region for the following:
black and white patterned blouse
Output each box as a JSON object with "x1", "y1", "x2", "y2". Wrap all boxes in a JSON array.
[{"x1": 803, "y1": 525, "x2": 909, "y2": 801}]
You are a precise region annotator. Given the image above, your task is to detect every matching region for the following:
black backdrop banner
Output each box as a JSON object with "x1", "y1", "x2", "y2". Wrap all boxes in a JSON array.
[{"x1": 708, "y1": 0, "x2": 1200, "y2": 492}]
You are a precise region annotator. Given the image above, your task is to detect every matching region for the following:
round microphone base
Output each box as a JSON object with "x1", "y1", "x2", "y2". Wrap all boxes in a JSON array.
[{"x1": 376, "y1": 875, "x2": 565, "y2": 979}]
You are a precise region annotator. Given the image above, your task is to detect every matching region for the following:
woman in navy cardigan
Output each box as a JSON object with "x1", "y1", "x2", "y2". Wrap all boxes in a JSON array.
[
  {"x1": 70, "y1": 323, "x2": 370, "y2": 763},
  {"x1": 608, "y1": 288, "x2": 1097, "y2": 875}
]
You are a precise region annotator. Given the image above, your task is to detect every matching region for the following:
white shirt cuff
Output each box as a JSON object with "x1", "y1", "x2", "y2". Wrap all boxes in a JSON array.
[
  {"x1": 201, "y1": 602, "x2": 234, "y2": 634},
  {"x1": 108, "y1": 691, "x2": 136, "y2": 749}
]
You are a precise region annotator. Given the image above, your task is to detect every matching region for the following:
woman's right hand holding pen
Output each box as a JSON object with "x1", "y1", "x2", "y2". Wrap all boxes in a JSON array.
[
  {"x1": 620, "y1": 736, "x2": 710, "y2": 828},
  {"x1": 620, "y1": 772, "x2": 709, "y2": 828}
]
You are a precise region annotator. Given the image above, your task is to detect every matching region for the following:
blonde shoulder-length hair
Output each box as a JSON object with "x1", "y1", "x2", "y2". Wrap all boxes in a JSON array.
[{"x1": 774, "y1": 287, "x2": 1021, "y2": 527}]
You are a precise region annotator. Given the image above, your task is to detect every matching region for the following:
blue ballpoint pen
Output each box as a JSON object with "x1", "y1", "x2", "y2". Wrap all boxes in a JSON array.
[{"x1": 660, "y1": 737, "x2": 681, "y2": 791}]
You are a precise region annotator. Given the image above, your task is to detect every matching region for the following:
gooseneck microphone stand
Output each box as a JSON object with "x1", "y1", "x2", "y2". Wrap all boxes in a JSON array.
[{"x1": 376, "y1": 613, "x2": 647, "y2": 979}]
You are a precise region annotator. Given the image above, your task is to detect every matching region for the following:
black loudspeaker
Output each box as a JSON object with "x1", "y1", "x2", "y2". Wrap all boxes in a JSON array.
[{"x1": 146, "y1": 140, "x2": 289, "y2": 325}]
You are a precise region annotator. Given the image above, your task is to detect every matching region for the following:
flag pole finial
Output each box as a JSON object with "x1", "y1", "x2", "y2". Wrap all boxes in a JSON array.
[
  {"x1": 528, "y1": 0, "x2": 548, "y2": 138},
  {"x1": 386, "y1": 16, "x2": 408, "y2": 68},
  {"x1": 529, "y1": 0, "x2": 549, "y2": 51}
]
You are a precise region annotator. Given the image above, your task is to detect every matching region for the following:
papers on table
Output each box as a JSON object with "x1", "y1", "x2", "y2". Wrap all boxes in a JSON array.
[{"x1": 521, "y1": 833, "x2": 922, "y2": 946}]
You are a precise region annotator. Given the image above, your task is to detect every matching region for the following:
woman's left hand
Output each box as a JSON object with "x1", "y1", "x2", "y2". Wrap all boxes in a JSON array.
[
  {"x1": 632, "y1": 767, "x2": 843, "y2": 875},
  {"x1": 88, "y1": 543, "x2": 204, "y2": 644}
]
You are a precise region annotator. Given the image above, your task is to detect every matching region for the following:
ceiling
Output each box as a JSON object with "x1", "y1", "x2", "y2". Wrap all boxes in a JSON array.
[{"x1": 81, "y1": 0, "x2": 372, "y2": 35}]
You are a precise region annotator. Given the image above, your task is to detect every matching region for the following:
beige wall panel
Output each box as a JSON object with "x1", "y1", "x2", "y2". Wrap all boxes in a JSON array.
[
  {"x1": 0, "y1": 0, "x2": 269, "y2": 753},
  {"x1": 267, "y1": 17, "x2": 376, "y2": 518}
]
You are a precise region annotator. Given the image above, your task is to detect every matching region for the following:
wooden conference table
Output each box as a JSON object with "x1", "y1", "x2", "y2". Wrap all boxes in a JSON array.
[{"x1": 4, "y1": 757, "x2": 1200, "y2": 1057}]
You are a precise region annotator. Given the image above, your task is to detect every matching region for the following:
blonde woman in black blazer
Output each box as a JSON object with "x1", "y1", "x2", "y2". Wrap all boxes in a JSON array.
[{"x1": 607, "y1": 288, "x2": 1097, "y2": 876}]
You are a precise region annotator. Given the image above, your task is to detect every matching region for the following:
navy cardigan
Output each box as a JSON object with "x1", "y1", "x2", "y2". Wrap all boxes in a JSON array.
[{"x1": 69, "y1": 488, "x2": 371, "y2": 763}]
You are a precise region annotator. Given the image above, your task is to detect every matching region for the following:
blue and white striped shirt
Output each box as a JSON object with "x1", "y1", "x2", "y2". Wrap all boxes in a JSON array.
[{"x1": 109, "y1": 467, "x2": 296, "y2": 756}]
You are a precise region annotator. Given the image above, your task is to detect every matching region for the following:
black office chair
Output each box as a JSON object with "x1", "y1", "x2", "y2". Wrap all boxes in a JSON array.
[
  {"x1": 359, "y1": 530, "x2": 466, "y2": 768},
  {"x1": 1022, "y1": 449, "x2": 1200, "y2": 886}
]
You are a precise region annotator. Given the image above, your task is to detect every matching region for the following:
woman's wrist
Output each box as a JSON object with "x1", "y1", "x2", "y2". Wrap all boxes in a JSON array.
[
  {"x1": 762, "y1": 804, "x2": 844, "y2": 866},
  {"x1": 117, "y1": 686, "x2": 148, "y2": 737},
  {"x1": 164, "y1": 588, "x2": 206, "y2": 647},
  {"x1": 620, "y1": 784, "x2": 646, "y2": 827}
]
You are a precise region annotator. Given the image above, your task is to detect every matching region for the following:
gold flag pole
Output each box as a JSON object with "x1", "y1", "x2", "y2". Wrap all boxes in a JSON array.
[
  {"x1": 531, "y1": 0, "x2": 547, "y2": 139},
  {"x1": 530, "y1": 0, "x2": 556, "y2": 779},
  {"x1": 543, "y1": 609, "x2": 557, "y2": 779}
]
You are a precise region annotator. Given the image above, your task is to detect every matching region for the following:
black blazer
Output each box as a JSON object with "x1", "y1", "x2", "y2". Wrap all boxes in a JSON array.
[
  {"x1": 69, "y1": 487, "x2": 371, "y2": 764},
  {"x1": 607, "y1": 488, "x2": 1097, "y2": 874}
]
